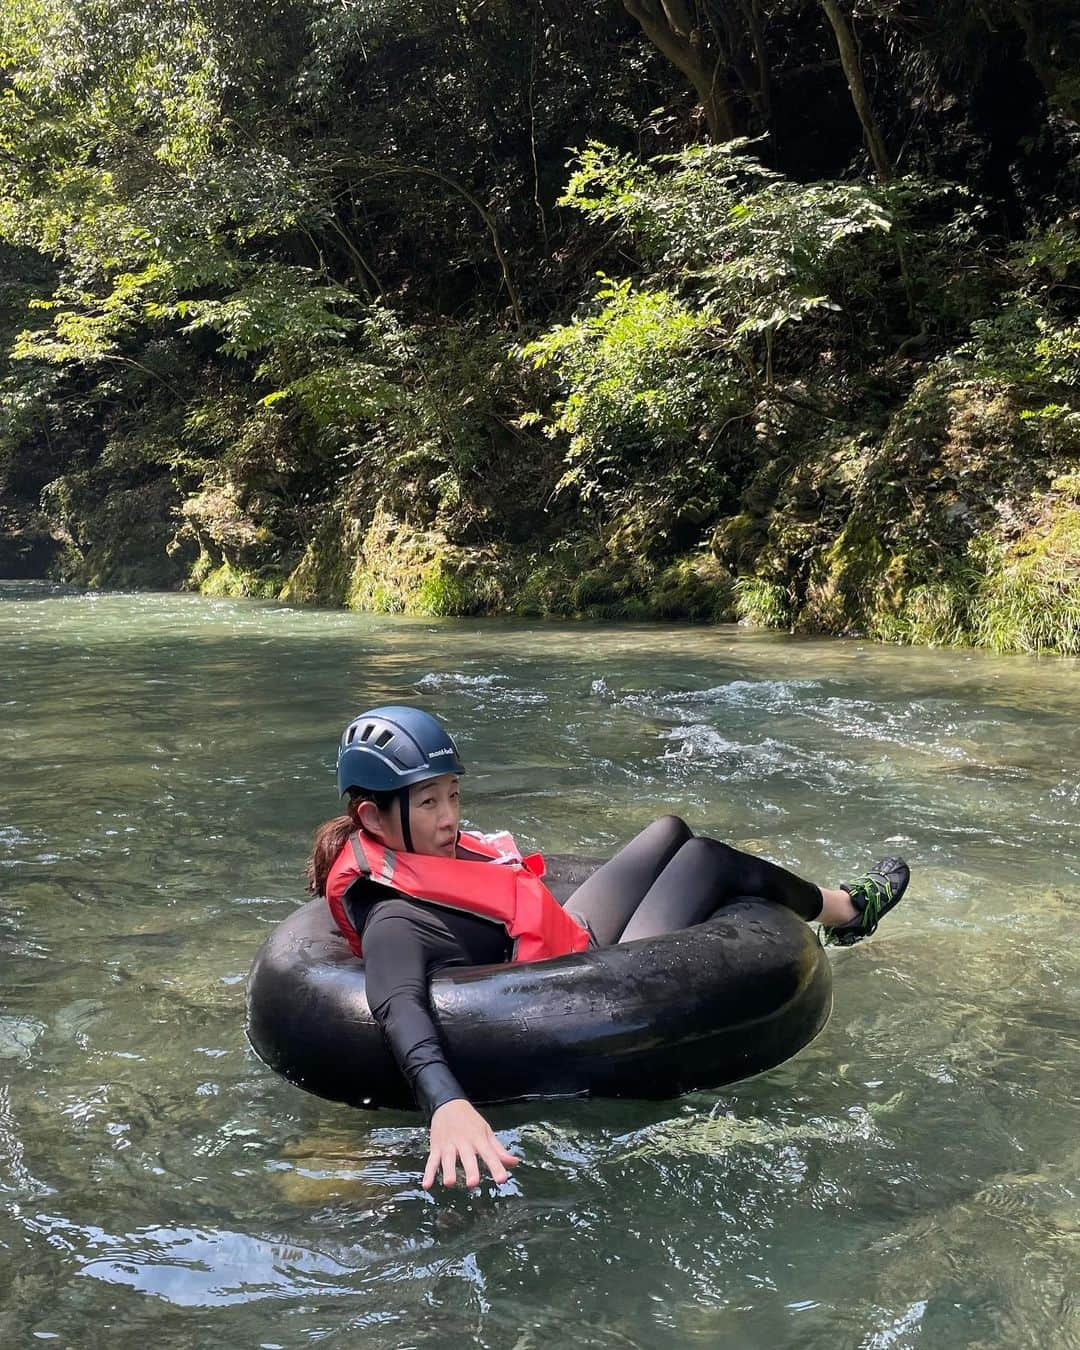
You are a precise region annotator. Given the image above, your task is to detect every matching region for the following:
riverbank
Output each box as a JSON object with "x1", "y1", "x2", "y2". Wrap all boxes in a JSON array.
[{"x1": 11, "y1": 346, "x2": 1078, "y2": 656}]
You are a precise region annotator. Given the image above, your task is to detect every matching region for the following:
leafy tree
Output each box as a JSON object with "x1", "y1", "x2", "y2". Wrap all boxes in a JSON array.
[{"x1": 0, "y1": 0, "x2": 1076, "y2": 650}]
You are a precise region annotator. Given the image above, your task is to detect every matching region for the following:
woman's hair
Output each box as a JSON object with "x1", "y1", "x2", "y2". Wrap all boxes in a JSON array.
[{"x1": 305, "y1": 787, "x2": 396, "y2": 896}]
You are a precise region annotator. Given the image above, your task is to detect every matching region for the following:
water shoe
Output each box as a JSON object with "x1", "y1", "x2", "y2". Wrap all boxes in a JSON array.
[{"x1": 822, "y1": 857, "x2": 910, "y2": 947}]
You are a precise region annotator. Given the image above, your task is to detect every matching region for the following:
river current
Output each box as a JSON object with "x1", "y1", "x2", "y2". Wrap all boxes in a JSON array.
[{"x1": 1, "y1": 582, "x2": 1078, "y2": 1348}]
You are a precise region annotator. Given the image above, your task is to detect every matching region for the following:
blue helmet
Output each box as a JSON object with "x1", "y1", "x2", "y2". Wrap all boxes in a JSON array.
[{"x1": 336, "y1": 705, "x2": 466, "y2": 798}]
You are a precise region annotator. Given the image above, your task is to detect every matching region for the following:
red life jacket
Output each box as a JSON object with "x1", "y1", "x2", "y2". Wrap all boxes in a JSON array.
[{"x1": 324, "y1": 828, "x2": 592, "y2": 963}]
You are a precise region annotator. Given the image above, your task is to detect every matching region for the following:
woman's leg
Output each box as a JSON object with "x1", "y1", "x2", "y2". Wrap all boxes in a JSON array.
[
  {"x1": 619, "y1": 836, "x2": 826, "y2": 943},
  {"x1": 565, "y1": 815, "x2": 692, "y2": 947}
]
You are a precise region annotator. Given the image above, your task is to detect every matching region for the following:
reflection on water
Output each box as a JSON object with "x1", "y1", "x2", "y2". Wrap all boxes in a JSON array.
[{"x1": 1, "y1": 582, "x2": 1078, "y2": 1348}]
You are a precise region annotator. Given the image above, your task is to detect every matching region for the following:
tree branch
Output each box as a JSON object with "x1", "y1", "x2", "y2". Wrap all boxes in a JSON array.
[{"x1": 623, "y1": 0, "x2": 738, "y2": 140}]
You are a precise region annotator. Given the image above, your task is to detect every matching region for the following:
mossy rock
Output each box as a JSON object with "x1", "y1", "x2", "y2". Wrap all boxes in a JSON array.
[
  {"x1": 755, "y1": 517, "x2": 822, "y2": 585},
  {"x1": 0, "y1": 517, "x2": 61, "y2": 578},
  {"x1": 178, "y1": 479, "x2": 284, "y2": 574},
  {"x1": 512, "y1": 556, "x2": 581, "y2": 618},
  {"x1": 648, "y1": 554, "x2": 736, "y2": 621},
  {"x1": 591, "y1": 595, "x2": 652, "y2": 621},
  {"x1": 976, "y1": 503, "x2": 1080, "y2": 654},
  {"x1": 885, "y1": 571, "x2": 979, "y2": 648},
  {"x1": 344, "y1": 506, "x2": 506, "y2": 617},
  {"x1": 414, "y1": 559, "x2": 503, "y2": 618},
  {"x1": 196, "y1": 558, "x2": 286, "y2": 600},
  {"x1": 570, "y1": 566, "x2": 630, "y2": 610},
  {"x1": 1050, "y1": 473, "x2": 1080, "y2": 503},
  {"x1": 734, "y1": 576, "x2": 792, "y2": 629},
  {"x1": 801, "y1": 518, "x2": 889, "y2": 634},
  {"x1": 711, "y1": 513, "x2": 767, "y2": 570},
  {"x1": 280, "y1": 511, "x2": 367, "y2": 607},
  {"x1": 53, "y1": 480, "x2": 192, "y2": 589}
]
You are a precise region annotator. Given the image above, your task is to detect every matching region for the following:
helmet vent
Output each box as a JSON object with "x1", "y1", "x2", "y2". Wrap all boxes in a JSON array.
[
  {"x1": 374, "y1": 728, "x2": 394, "y2": 748},
  {"x1": 359, "y1": 724, "x2": 374, "y2": 742}
]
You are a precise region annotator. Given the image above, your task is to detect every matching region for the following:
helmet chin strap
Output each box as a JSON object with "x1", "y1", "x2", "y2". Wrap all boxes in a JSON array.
[{"x1": 397, "y1": 788, "x2": 414, "y2": 853}]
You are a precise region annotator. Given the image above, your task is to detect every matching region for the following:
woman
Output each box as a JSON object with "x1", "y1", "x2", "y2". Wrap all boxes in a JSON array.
[{"x1": 307, "y1": 705, "x2": 909, "y2": 1191}]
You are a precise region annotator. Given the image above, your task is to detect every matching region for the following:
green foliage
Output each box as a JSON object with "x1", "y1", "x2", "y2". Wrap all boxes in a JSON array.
[
  {"x1": 1018, "y1": 216, "x2": 1080, "y2": 283},
  {"x1": 522, "y1": 142, "x2": 907, "y2": 523},
  {"x1": 962, "y1": 303, "x2": 1080, "y2": 389},
  {"x1": 195, "y1": 557, "x2": 285, "y2": 600},
  {"x1": 870, "y1": 518, "x2": 1080, "y2": 658},
  {"x1": 958, "y1": 217, "x2": 1080, "y2": 392},
  {"x1": 168, "y1": 266, "x2": 358, "y2": 360},
  {"x1": 1, "y1": 0, "x2": 1078, "y2": 658},
  {"x1": 977, "y1": 508, "x2": 1080, "y2": 655},
  {"x1": 559, "y1": 142, "x2": 895, "y2": 343},
  {"x1": 289, "y1": 309, "x2": 529, "y2": 533},
  {"x1": 414, "y1": 564, "x2": 470, "y2": 617},
  {"x1": 649, "y1": 555, "x2": 735, "y2": 622},
  {"x1": 523, "y1": 276, "x2": 736, "y2": 509},
  {"x1": 881, "y1": 572, "x2": 980, "y2": 649},
  {"x1": 734, "y1": 577, "x2": 791, "y2": 629}
]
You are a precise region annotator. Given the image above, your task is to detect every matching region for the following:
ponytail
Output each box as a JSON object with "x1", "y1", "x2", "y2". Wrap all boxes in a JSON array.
[
  {"x1": 305, "y1": 789, "x2": 398, "y2": 896},
  {"x1": 306, "y1": 812, "x2": 356, "y2": 896}
]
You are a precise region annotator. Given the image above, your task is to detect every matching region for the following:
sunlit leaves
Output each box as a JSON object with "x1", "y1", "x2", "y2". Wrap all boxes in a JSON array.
[
  {"x1": 523, "y1": 275, "x2": 738, "y2": 506},
  {"x1": 165, "y1": 266, "x2": 358, "y2": 359},
  {"x1": 560, "y1": 142, "x2": 895, "y2": 339},
  {"x1": 522, "y1": 141, "x2": 901, "y2": 514}
]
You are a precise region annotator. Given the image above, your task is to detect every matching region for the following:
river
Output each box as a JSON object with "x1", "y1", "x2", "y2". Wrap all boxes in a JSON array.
[{"x1": 1, "y1": 582, "x2": 1078, "y2": 1348}]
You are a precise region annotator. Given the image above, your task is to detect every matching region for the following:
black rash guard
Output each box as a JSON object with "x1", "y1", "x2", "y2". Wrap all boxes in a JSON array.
[{"x1": 351, "y1": 889, "x2": 510, "y2": 1119}]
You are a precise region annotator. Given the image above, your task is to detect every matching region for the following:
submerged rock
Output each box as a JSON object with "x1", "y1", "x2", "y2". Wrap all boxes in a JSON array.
[{"x1": 0, "y1": 1015, "x2": 46, "y2": 1061}]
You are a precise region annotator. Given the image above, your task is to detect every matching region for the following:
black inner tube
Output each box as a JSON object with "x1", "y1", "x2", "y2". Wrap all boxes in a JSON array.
[{"x1": 246, "y1": 857, "x2": 833, "y2": 1110}]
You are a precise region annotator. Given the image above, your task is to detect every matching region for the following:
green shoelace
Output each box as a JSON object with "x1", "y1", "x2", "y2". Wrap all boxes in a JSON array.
[
  {"x1": 853, "y1": 873, "x2": 892, "y2": 931},
  {"x1": 823, "y1": 872, "x2": 893, "y2": 945}
]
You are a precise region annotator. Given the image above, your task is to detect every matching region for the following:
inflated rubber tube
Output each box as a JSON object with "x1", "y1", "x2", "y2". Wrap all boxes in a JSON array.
[{"x1": 246, "y1": 857, "x2": 832, "y2": 1110}]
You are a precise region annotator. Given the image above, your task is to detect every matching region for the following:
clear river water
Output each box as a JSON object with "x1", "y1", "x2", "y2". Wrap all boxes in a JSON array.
[{"x1": 1, "y1": 582, "x2": 1078, "y2": 1349}]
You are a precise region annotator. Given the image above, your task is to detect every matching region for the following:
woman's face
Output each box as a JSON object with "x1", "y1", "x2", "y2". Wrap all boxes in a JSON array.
[{"x1": 362, "y1": 774, "x2": 461, "y2": 856}]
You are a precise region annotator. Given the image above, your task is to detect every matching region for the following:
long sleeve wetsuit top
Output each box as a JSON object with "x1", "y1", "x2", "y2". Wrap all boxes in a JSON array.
[{"x1": 357, "y1": 894, "x2": 510, "y2": 1119}]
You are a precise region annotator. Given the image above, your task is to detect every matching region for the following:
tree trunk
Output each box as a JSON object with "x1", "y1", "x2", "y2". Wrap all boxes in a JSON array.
[
  {"x1": 623, "y1": 0, "x2": 739, "y2": 141},
  {"x1": 819, "y1": 1, "x2": 921, "y2": 339},
  {"x1": 739, "y1": 0, "x2": 772, "y2": 123},
  {"x1": 819, "y1": 0, "x2": 893, "y2": 181},
  {"x1": 1006, "y1": 1, "x2": 1080, "y2": 123}
]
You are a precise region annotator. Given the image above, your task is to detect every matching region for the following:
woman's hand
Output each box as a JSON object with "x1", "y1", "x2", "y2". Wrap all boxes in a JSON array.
[{"x1": 423, "y1": 1099, "x2": 520, "y2": 1189}]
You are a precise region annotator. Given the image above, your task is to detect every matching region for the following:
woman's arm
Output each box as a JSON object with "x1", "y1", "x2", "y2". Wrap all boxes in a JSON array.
[{"x1": 361, "y1": 899, "x2": 519, "y2": 1188}]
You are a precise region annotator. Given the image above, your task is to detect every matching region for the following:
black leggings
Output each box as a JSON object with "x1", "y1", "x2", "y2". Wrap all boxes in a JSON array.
[{"x1": 565, "y1": 815, "x2": 824, "y2": 946}]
